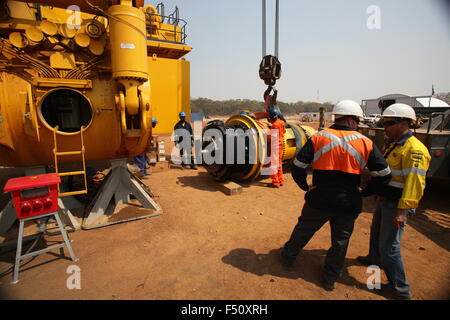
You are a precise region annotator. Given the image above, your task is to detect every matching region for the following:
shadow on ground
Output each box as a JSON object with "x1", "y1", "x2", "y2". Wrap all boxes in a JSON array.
[
  {"x1": 361, "y1": 178, "x2": 450, "y2": 252},
  {"x1": 0, "y1": 235, "x2": 72, "y2": 292},
  {"x1": 221, "y1": 247, "x2": 392, "y2": 299},
  {"x1": 177, "y1": 172, "x2": 220, "y2": 192},
  {"x1": 409, "y1": 178, "x2": 450, "y2": 251}
]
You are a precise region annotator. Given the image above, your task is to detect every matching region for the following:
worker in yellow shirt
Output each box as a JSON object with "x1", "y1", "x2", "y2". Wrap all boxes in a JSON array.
[{"x1": 360, "y1": 103, "x2": 431, "y2": 300}]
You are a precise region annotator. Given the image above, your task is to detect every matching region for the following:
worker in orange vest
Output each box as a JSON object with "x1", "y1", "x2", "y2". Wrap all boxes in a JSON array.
[
  {"x1": 268, "y1": 109, "x2": 286, "y2": 188},
  {"x1": 280, "y1": 100, "x2": 391, "y2": 291}
]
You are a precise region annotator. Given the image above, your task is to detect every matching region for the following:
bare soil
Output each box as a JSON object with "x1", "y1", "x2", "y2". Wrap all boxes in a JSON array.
[{"x1": 0, "y1": 123, "x2": 449, "y2": 300}]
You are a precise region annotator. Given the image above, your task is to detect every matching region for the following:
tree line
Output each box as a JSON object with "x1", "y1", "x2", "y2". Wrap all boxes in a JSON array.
[
  {"x1": 191, "y1": 98, "x2": 334, "y2": 116},
  {"x1": 191, "y1": 92, "x2": 450, "y2": 117}
]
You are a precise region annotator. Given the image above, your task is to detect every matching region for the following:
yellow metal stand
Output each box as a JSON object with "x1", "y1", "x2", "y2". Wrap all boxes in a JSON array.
[{"x1": 52, "y1": 126, "x2": 88, "y2": 197}]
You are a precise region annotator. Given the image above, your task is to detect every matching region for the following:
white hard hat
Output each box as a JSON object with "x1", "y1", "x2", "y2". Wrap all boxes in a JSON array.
[
  {"x1": 332, "y1": 100, "x2": 363, "y2": 118},
  {"x1": 382, "y1": 103, "x2": 416, "y2": 121}
]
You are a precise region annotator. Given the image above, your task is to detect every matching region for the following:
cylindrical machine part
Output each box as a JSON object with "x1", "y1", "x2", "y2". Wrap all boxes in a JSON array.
[
  {"x1": 89, "y1": 39, "x2": 106, "y2": 56},
  {"x1": 202, "y1": 114, "x2": 316, "y2": 182},
  {"x1": 85, "y1": 19, "x2": 106, "y2": 39},
  {"x1": 9, "y1": 32, "x2": 28, "y2": 48},
  {"x1": 108, "y1": 5, "x2": 149, "y2": 81},
  {"x1": 59, "y1": 24, "x2": 77, "y2": 39},
  {"x1": 40, "y1": 20, "x2": 58, "y2": 36},
  {"x1": 25, "y1": 26, "x2": 44, "y2": 43},
  {"x1": 74, "y1": 32, "x2": 91, "y2": 48}
]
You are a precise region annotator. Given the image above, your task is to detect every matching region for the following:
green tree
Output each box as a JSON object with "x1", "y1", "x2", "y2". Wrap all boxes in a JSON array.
[{"x1": 191, "y1": 98, "x2": 334, "y2": 116}]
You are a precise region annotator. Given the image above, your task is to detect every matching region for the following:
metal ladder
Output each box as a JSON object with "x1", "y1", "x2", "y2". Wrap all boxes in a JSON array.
[{"x1": 52, "y1": 126, "x2": 88, "y2": 197}]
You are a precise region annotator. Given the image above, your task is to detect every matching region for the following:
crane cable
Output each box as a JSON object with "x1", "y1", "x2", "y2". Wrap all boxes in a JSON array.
[
  {"x1": 262, "y1": 0, "x2": 266, "y2": 57},
  {"x1": 261, "y1": 0, "x2": 280, "y2": 60},
  {"x1": 259, "y1": 0, "x2": 284, "y2": 121},
  {"x1": 275, "y1": 0, "x2": 279, "y2": 59},
  {"x1": 259, "y1": 0, "x2": 281, "y2": 87}
]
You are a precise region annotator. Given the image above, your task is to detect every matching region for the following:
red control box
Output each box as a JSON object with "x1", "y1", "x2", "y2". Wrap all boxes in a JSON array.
[{"x1": 4, "y1": 173, "x2": 61, "y2": 219}]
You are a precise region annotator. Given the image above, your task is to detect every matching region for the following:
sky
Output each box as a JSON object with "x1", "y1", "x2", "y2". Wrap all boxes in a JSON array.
[{"x1": 144, "y1": 0, "x2": 450, "y2": 104}]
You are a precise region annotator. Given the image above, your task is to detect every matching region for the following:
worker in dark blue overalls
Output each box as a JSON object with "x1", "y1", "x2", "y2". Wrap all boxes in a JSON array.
[
  {"x1": 134, "y1": 117, "x2": 158, "y2": 176},
  {"x1": 174, "y1": 112, "x2": 197, "y2": 169}
]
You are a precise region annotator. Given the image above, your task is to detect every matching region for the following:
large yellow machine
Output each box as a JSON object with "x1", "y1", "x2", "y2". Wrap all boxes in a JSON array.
[
  {"x1": 0, "y1": 0, "x2": 191, "y2": 231},
  {"x1": 0, "y1": 0, "x2": 191, "y2": 168}
]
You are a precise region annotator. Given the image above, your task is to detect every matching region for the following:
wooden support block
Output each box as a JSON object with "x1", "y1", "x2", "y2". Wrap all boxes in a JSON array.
[
  {"x1": 147, "y1": 151, "x2": 157, "y2": 164},
  {"x1": 213, "y1": 180, "x2": 243, "y2": 196}
]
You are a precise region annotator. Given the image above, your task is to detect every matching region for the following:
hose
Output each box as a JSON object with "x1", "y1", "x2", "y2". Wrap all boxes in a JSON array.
[
  {"x1": 0, "y1": 39, "x2": 59, "y2": 78},
  {"x1": 84, "y1": 0, "x2": 147, "y2": 38}
]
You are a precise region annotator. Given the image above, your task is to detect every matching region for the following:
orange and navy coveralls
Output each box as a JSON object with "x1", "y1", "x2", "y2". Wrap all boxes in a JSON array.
[
  {"x1": 283, "y1": 124, "x2": 390, "y2": 283},
  {"x1": 270, "y1": 118, "x2": 286, "y2": 187},
  {"x1": 291, "y1": 124, "x2": 391, "y2": 212}
]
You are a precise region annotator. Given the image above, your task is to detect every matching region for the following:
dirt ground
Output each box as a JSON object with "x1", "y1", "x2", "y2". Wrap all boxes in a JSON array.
[{"x1": 0, "y1": 122, "x2": 449, "y2": 300}]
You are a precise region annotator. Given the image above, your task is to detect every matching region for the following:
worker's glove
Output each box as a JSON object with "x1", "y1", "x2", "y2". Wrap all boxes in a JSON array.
[
  {"x1": 394, "y1": 209, "x2": 408, "y2": 229},
  {"x1": 360, "y1": 187, "x2": 374, "y2": 197},
  {"x1": 360, "y1": 181, "x2": 375, "y2": 197},
  {"x1": 292, "y1": 167, "x2": 309, "y2": 191},
  {"x1": 296, "y1": 180, "x2": 310, "y2": 192}
]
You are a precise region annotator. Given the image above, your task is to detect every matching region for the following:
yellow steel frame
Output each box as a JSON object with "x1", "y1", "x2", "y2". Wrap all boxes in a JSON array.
[{"x1": 53, "y1": 125, "x2": 88, "y2": 197}]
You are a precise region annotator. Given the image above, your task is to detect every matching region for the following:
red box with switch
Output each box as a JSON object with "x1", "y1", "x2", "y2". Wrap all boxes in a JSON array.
[{"x1": 4, "y1": 173, "x2": 61, "y2": 219}]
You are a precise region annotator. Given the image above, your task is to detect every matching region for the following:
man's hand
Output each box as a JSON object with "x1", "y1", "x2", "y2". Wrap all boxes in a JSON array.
[{"x1": 394, "y1": 209, "x2": 408, "y2": 229}]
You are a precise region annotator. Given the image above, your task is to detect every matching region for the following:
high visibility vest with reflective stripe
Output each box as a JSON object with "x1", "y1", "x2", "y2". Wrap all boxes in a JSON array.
[
  {"x1": 311, "y1": 128, "x2": 373, "y2": 174},
  {"x1": 271, "y1": 119, "x2": 286, "y2": 145},
  {"x1": 383, "y1": 135, "x2": 431, "y2": 209}
]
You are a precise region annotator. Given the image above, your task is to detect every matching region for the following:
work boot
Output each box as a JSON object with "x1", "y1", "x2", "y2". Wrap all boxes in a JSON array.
[
  {"x1": 322, "y1": 277, "x2": 335, "y2": 291},
  {"x1": 279, "y1": 250, "x2": 295, "y2": 269},
  {"x1": 380, "y1": 283, "x2": 412, "y2": 300},
  {"x1": 190, "y1": 165, "x2": 198, "y2": 170}
]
